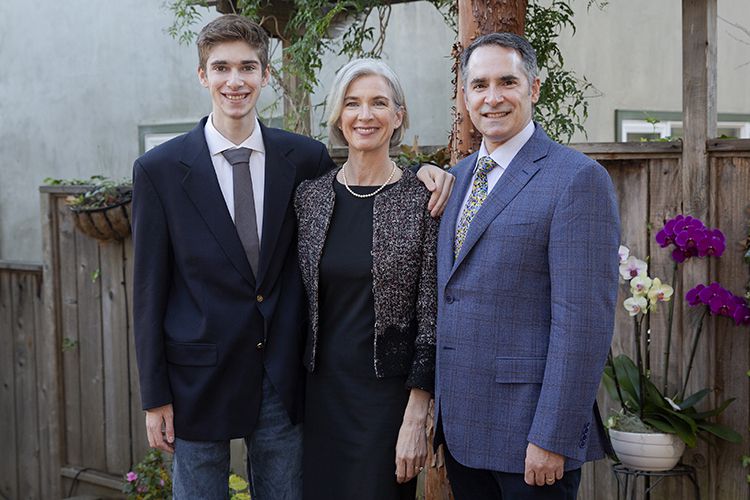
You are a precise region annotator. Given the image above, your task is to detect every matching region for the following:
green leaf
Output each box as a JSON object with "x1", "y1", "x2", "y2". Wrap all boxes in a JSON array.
[
  {"x1": 655, "y1": 412, "x2": 697, "y2": 447},
  {"x1": 691, "y1": 398, "x2": 736, "y2": 420},
  {"x1": 697, "y1": 422, "x2": 743, "y2": 443},
  {"x1": 642, "y1": 417, "x2": 676, "y2": 434},
  {"x1": 678, "y1": 388, "x2": 711, "y2": 410}
]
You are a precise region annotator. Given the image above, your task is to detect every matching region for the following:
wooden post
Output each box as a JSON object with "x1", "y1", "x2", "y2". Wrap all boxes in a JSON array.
[
  {"x1": 39, "y1": 191, "x2": 63, "y2": 499},
  {"x1": 449, "y1": 0, "x2": 526, "y2": 163},
  {"x1": 681, "y1": 0, "x2": 717, "y2": 496}
]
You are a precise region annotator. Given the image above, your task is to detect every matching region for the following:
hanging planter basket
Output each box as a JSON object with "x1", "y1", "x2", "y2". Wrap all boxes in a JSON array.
[
  {"x1": 65, "y1": 182, "x2": 133, "y2": 241},
  {"x1": 70, "y1": 198, "x2": 132, "y2": 241}
]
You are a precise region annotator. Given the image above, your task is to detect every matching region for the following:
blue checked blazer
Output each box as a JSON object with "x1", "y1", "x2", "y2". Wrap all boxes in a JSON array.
[{"x1": 435, "y1": 124, "x2": 620, "y2": 473}]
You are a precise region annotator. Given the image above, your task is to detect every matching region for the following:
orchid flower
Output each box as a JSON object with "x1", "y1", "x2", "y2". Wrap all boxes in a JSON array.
[
  {"x1": 618, "y1": 245, "x2": 630, "y2": 263},
  {"x1": 647, "y1": 278, "x2": 674, "y2": 307},
  {"x1": 624, "y1": 296, "x2": 648, "y2": 316},
  {"x1": 630, "y1": 275, "x2": 652, "y2": 297},
  {"x1": 619, "y1": 256, "x2": 648, "y2": 281}
]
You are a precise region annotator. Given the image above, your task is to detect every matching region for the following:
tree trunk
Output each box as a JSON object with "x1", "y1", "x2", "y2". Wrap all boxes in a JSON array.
[{"x1": 449, "y1": 0, "x2": 527, "y2": 163}]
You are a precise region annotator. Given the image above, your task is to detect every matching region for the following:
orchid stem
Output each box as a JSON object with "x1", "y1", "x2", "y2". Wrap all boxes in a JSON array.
[
  {"x1": 634, "y1": 316, "x2": 645, "y2": 420},
  {"x1": 662, "y1": 261, "x2": 679, "y2": 394},
  {"x1": 608, "y1": 350, "x2": 627, "y2": 411},
  {"x1": 680, "y1": 309, "x2": 708, "y2": 400}
]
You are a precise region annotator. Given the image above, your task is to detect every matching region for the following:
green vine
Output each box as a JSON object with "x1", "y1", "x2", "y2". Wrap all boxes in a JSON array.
[{"x1": 167, "y1": 0, "x2": 600, "y2": 142}]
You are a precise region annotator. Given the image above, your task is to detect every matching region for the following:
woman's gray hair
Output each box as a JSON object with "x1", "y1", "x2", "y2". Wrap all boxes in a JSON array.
[{"x1": 326, "y1": 58, "x2": 409, "y2": 147}]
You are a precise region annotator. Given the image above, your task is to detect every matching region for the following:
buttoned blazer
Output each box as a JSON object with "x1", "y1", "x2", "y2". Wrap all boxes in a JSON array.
[
  {"x1": 132, "y1": 117, "x2": 335, "y2": 440},
  {"x1": 294, "y1": 168, "x2": 438, "y2": 392},
  {"x1": 435, "y1": 124, "x2": 620, "y2": 473}
]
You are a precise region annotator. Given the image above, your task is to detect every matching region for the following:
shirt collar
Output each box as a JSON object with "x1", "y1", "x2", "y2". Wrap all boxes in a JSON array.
[
  {"x1": 475, "y1": 120, "x2": 535, "y2": 173},
  {"x1": 204, "y1": 113, "x2": 265, "y2": 157}
]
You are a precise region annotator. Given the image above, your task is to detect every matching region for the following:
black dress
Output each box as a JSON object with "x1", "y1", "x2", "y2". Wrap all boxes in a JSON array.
[{"x1": 302, "y1": 180, "x2": 417, "y2": 500}]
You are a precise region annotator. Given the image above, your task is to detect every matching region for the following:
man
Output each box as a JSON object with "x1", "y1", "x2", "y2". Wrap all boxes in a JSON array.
[
  {"x1": 132, "y1": 14, "x2": 452, "y2": 499},
  {"x1": 434, "y1": 32, "x2": 620, "y2": 499}
]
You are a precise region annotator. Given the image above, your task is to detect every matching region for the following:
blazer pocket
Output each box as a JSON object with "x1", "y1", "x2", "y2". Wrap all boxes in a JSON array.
[
  {"x1": 165, "y1": 342, "x2": 217, "y2": 367},
  {"x1": 495, "y1": 356, "x2": 546, "y2": 383}
]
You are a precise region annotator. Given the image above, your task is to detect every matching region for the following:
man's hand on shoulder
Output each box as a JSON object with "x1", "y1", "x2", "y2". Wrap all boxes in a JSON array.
[
  {"x1": 146, "y1": 403, "x2": 175, "y2": 454},
  {"x1": 524, "y1": 442, "x2": 564, "y2": 487},
  {"x1": 416, "y1": 164, "x2": 455, "y2": 218}
]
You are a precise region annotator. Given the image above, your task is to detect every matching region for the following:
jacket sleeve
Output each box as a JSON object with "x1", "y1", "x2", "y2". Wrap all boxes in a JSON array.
[
  {"x1": 406, "y1": 199, "x2": 439, "y2": 393},
  {"x1": 526, "y1": 160, "x2": 620, "y2": 461},
  {"x1": 132, "y1": 160, "x2": 174, "y2": 410}
]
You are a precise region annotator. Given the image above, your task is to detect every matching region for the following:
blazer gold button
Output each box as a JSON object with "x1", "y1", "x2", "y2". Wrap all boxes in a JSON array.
[
  {"x1": 256, "y1": 341, "x2": 265, "y2": 350},
  {"x1": 256, "y1": 294, "x2": 264, "y2": 302}
]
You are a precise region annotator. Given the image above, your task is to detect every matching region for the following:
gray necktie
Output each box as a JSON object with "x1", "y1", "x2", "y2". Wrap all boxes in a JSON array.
[{"x1": 222, "y1": 147, "x2": 260, "y2": 276}]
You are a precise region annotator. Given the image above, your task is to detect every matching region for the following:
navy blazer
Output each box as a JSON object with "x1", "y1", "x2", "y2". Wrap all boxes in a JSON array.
[
  {"x1": 132, "y1": 117, "x2": 335, "y2": 440},
  {"x1": 435, "y1": 124, "x2": 620, "y2": 473}
]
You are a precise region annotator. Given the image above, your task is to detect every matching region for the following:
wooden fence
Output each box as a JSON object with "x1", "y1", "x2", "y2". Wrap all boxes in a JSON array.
[
  {"x1": 577, "y1": 140, "x2": 750, "y2": 499},
  {"x1": 0, "y1": 261, "x2": 46, "y2": 500},
  {"x1": 1, "y1": 141, "x2": 749, "y2": 499}
]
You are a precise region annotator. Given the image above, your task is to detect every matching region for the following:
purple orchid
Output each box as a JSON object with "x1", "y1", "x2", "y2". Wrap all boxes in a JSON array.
[
  {"x1": 733, "y1": 303, "x2": 750, "y2": 326},
  {"x1": 685, "y1": 284, "x2": 705, "y2": 305},
  {"x1": 697, "y1": 229, "x2": 726, "y2": 257},
  {"x1": 657, "y1": 215, "x2": 724, "y2": 263},
  {"x1": 687, "y1": 282, "x2": 750, "y2": 325},
  {"x1": 126, "y1": 471, "x2": 138, "y2": 483}
]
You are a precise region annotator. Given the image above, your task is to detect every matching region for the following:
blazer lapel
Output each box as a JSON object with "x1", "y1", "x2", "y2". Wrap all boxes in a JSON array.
[
  {"x1": 438, "y1": 153, "x2": 476, "y2": 283},
  {"x1": 451, "y1": 126, "x2": 550, "y2": 272},
  {"x1": 180, "y1": 118, "x2": 256, "y2": 287},
  {"x1": 256, "y1": 123, "x2": 297, "y2": 287}
]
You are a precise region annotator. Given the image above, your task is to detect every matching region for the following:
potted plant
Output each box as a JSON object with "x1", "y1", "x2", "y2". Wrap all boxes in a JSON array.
[
  {"x1": 45, "y1": 176, "x2": 132, "y2": 241},
  {"x1": 603, "y1": 215, "x2": 748, "y2": 471}
]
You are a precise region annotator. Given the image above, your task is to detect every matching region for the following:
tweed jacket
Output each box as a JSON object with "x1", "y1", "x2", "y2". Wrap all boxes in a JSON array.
[
  {"x1": 294, "y1": 167, "x2": 438, "y2": 392},
  {"x1": 435, "y1": 124, "x2": 620, "y2": 473}
]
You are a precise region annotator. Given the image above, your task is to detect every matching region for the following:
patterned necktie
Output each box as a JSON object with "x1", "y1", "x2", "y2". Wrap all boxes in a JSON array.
[
  {"x1": 454, "y1": 155, "x2": 498, "y2": 258},
  {"x1": 222, "y1": 147, "x2": 260, "y2": 276}
]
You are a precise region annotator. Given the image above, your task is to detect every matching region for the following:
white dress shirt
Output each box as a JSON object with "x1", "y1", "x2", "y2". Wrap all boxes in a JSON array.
[
  {"x1": 456, "y1": 120, "x2": 535, "y2": 227},
  {"x1": 204, "y1": 113, "x2": 266, "y2": 243}
]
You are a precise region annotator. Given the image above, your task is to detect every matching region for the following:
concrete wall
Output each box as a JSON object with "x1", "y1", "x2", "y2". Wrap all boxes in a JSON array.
[
  {"x1": 558, "y1": 0, "x2": 750, "y2": 142},
  {"x1": 1, "y1": 0, "x2": 748, "y2": 260}
]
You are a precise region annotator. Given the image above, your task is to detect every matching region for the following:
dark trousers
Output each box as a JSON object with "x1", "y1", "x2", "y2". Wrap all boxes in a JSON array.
[{"x1": 442, "y1": 436, "x2": 581, "y2": 500}]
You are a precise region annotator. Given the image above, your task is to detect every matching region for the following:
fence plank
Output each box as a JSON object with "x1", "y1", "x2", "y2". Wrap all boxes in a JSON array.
[
  {"x1": 13, "y1": 272, "x2": 42, "y2": 499},
  {"x1": 603, "y1": 160, "x2": 649, "y2": 361},
  {"x1": 646, "y1": 158, "x2": 688, "y2": 500},
  {"x1": 101, "y1": 242, "x2": 131, "y2": 475},
  {"x1": 58, "y1": 196, "x2": 83, "y2": 467},
  {"x1": 0, "y1": 271, "x2": 19, "y2": 500},
  {"x1": 712, "y1": 156, "x2": 750, "y2": 500},
  {"x1": 75, "y1": 228, "x2": 106, "y2": 470},
  {"x1": 125, "y1": 239, "x2": 149, "y2": 465}
]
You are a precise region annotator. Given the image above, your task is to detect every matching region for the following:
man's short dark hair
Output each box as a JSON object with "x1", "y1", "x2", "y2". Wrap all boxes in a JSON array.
[
  {"x1": 196, "y1": 14, "x2": 269, "y2": 71},
  {"x1": 460, "y1": 32, "x2": 538, "y2": 89}
]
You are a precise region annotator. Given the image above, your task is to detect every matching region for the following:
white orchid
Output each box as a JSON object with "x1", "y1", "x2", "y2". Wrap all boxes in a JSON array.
[
  {"x1": 623, "y1": 296, "x2": 648, "y2": 316},
  {"x1": 618, "y1": 245, "x2": 630, "y2": 263},
  {"x1": 630, "y1": 275, "x2": 653, "y2": 297},
  {"x1": 619, "y1": 256, "x2": 648, "y2": 281}
]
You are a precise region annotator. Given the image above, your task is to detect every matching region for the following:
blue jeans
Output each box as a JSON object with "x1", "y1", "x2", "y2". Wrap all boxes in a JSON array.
[{"x1": 172, "y1": 376, "x2": 303, "y2": 500}]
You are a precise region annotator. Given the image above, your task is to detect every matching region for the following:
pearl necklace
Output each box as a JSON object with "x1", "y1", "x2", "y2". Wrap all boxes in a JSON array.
[{"x1": 341, "y1": 160, "x2": 397, "y2": 199}]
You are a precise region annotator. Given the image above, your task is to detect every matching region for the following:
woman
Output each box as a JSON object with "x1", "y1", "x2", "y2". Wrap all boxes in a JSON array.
[{"x1": 294, "y1": 58, "x2": 438, "y2": 500}]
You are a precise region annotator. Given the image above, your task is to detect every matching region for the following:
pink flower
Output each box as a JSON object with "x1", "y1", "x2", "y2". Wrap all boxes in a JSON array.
[{"x1": 126, "y1": 471, "x2": 138, "y2": 483}]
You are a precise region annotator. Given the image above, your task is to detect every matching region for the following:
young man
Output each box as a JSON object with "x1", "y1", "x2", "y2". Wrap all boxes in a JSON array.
[
  {"x1": 132, "y1": 14, "x2": 452, "y2": 499},
  {"x1": 434, "y1": 33, "x2": 620, "y2": 499}
]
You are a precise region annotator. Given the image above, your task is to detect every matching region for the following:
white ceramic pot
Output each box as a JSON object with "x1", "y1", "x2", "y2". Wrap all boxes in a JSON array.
[{"x1": 609, "y1": 429, "x2": 686, "y2": 471}]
